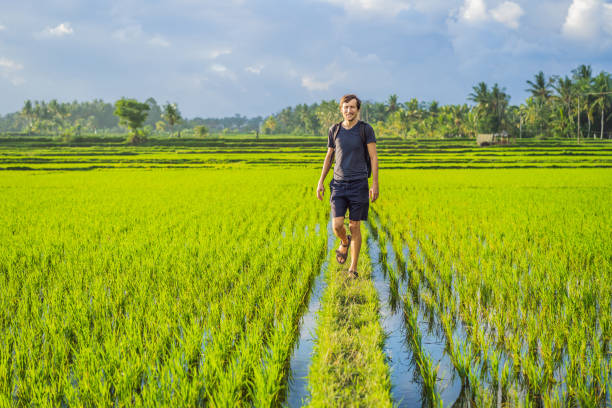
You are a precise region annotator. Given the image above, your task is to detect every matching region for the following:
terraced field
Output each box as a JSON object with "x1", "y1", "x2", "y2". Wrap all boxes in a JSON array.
[
  {"x1": 0, "y1": 136, "x2": 610, "y2": 407},
  {"x1": 0, "y1": 137, "x2": 610, "y2": 171}
]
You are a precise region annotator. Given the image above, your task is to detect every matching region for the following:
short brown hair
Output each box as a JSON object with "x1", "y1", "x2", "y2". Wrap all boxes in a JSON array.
[{"x1": 340, "y1": 94, "x2": 361, "y2": 110}]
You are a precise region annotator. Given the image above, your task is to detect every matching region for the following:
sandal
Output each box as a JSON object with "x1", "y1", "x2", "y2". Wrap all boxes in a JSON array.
[
  {"x1": 348, "y1": 270, "x2": 359, "y2": 279},
  {"x1": 335, "y1": 235, "x2": 351, "y2": 264}
]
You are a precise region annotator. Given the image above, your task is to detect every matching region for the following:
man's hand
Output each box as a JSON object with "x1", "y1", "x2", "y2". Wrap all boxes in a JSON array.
[
  {"x1": 369, "y1": 182, "x2": 379, "y2": 202},
  {"x1": 316, "y1": 182, "x2": 325, "y2": 200}
]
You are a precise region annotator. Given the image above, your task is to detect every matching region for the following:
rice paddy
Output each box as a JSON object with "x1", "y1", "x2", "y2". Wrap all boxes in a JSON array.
[{"x1": 0, "y1": 136, "x2": 610, "y2": 407}]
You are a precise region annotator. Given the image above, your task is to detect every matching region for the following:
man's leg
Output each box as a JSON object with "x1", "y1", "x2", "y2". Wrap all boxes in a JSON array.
[
  {"x1": 348, "y1": 220, "x2": 361, "y2": 272},
  {"x1": 333, "y1": 216, "x2": 349, "y2": 257}
]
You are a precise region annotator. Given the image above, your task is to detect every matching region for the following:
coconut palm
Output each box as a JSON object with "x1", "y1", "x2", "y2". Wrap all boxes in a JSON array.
[
  {"x1": 572, "y1": 65, "x2": 594, "y2": 139},
  {"x1": 386, "y1": 94, "x2": 399, "y2": 114},
  {"x1": 20, "y1": 100, "x2": 34, "y2": 135},
  {"x1": 162, "y1": 102, "x2": 182, "y2": 137},
  {"x1": 468, "y1": 82, "x2": 489, "y2": 132},
  {"x1": 526, "y1": 72, "x2": 555, "y2": 136},
  {"x1": 490, "y1": 84, "x2": 510, "y2": 131},
  {"x1": 589, "y1": 71, "x2": 612, "y2": 139},
  {"x1": 553, "y1": 76, "x2": 576, "y2": 138},
  {"x1": 526, "y1": 71, "x2": 554, "y2": 101},
  {"x1": 468, "y1": 82, "x2": 509, "y2": 133}
]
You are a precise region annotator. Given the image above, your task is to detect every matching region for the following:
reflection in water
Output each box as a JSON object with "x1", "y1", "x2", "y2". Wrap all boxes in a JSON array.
[
  {"x1": 286, "y1": 220, "x2": 335, "y2": 407},
  {"x1": 367, "y1": 222, "x2": 423, "y2": 407},
  {"x1": 450, "y1": 383, "x2": 475, "y2": 408},
  {"x1": 366, "y1": 220, "x2": 465, "y2": 407},
  {"x1": 367, "y1": 215, "x2": 466, "y2": 408}
]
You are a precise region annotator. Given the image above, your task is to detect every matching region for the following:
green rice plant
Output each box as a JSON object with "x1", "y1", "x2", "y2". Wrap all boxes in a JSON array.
[
  {"x1": 372, "y1": 168, "x2": 612, "y2": 406},
  {"x1": 307, "y1": 227, "x2": 393, "y2": 407},
  {"x1": 0, "y1": 168, "x2": 328, "y2": 406}
]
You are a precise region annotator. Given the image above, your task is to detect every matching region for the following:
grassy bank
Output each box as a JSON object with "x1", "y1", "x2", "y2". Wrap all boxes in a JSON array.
[{"x1": 307, "y1": 226, "x2": 392, "y2": 407}]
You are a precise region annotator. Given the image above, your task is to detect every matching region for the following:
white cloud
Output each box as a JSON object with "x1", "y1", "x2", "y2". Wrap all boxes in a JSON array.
[
  {"x1": 148, "y1": 35, "x2": 170, "y2": 47},
  {"x1": 458, "y1": 0, "x2": 523, "y2": 28},
  {"x1": 301, "y1": 75, "x2": 333, "y2": 91},
  {"x1": 112, "y1": 25, "x2": 171, "y2": 48},
  {"x1": 211, "y1": 64, "x2": 227, "y2": 73},
  {"x1": 318, "y1": 0, "x2": 412, "y2": 17},
  {"x1": 209, "y1": 48, "x2": 231, "y2": 59},
  {"x1": 0, "y1": 57, "x2": 24, "y2": 86},
  {"x1": 461, "y1": 0, "x2": 488, "y2": 22},
  {"x1": 0, "y1": 58, "x2": 23, "y2": 71},
  {"x1": 210, "y1": 63, "x2": 237, "y2": 80},
  {"x1": 192, "y1": 48, "x2": 232, "y2": 61},
  {"x1": 491, "y1": 2, "x2": 524, "y2": 29},
  {"x1": 562, "y1": 0, "x2": 612, "y2": 41},
  {"x1": 44, "y1": 22, "x2": 74, "y2": 37},
  {"x1": 245, "y1": 64, "x2": 263, "y2": 74},
  {"x1": 0, "y1": 24, "x2": 6, "y2": 31}
]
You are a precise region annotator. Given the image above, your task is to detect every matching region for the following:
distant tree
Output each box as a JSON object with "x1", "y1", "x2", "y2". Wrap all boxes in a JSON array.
[
  {"x1": 386, "y1": 94, "x2": 399, "y2": 113},
  {"x1": 489, "y1": 84, "x2": 510, "y2": 131},
  {"x1": 469, "y1": 82, "x2": 509, "y2": 133},
  {"x1": 194, "y1": 125, "x2": 208, "y2": 138},
  {"x1": 155, "y1": 121, "x2": 167, "y2": 133},
  {"x1": 114, "y1": 98, "x2": 150, "y2": 143},
  {"x1": 144, "y1": 97, "x2": 162, "y2": 127},
  {"x1": 20, "y1": 100, "x2": 34, "y2": 135},
  {"x1": 162, "y1": 102, "x2": 182, "y2": 137},
  {"x1": 573, "y1": 64, "x2": 594, "y2": 138},
  {"x1": 553, "y1": 76, "x2": 576, "y2": 138},
  {"x1": 262, "y1": 116, "x2": 277, "y2": 134},
  {"x1": 590, "y1": 71, "x2": 612, "y2": 139},
  {"x1": 428, "y1": 100, "x2": 439, "y2": 116},
  {"x1": 526, "y1": 71, "x2": 554, "y2": 101},
  {"x1": 46, "y1": 100, "x2": 70, "y2": 136},
  {"x1": 314, "y1": 100, "x2": 341, "y2": 135}
]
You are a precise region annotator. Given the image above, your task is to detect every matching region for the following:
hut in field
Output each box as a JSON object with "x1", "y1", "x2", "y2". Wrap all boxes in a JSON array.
[{"x1": 477, "y1": 131, "x2": 512, "y2": 146}]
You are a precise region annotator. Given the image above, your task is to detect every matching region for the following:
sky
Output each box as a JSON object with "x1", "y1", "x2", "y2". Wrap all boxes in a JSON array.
[{"x1": 0, "y1": 0, "x2": 611, "y2": 118}]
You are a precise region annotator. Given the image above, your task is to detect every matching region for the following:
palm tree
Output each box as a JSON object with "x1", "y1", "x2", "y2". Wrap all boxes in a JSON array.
[
  {"x1": 526, "y1": 71, "x2": 554, "y2": 101},
  {"x1": 490, "y1": 84, "x2": 510, "y2": 132},
  {"x1": 468, "y1": 82, "x2": 489, "y2": 132},
  {"x1": 522, "y1": 97, "x2": 540, "y2": 137},
  {"x1": 553, "y1": 76, "x2": 576, "y2": 138},
  {"x1": 468, "y1": 82, "x2": 508, "y2": 133},
  {"x1": 386, "y1": 94, "x2": 399, "y2": 114},
  {"x1": 162, "y1": 102, "x2": 182, "y2": 137},
  {"x1": 526, "y1": 72, "x2": 554, "y2": 136},
  {"x1": 590, "y1": 72, "x2": 612, "y2": 139},
  {"x1": 468, "y1": 82, "x2": 489, "y2": 106},
  {"x1": 20, "y1": 100, "x2": 34, "y2": 135},
  {"x1": 572, "y1": 65, "x2": 594, "y2": 139}
]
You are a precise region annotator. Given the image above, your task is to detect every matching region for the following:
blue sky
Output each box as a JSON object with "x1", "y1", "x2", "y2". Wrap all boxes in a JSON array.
[{"x1": 0, "y1": 0, "x2": 611, "y2": 118}]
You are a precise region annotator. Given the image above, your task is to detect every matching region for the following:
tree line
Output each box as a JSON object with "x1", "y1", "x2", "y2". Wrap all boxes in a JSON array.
[
  {"x1": 261, "y1": 64, "x2": 611, "y2": 140},
  {"x1": 0, "y1": 64, "x2": 610, "y2": 140},
  {"x1": 0, "y1": 97, "x2": 261, "y2": 138}
]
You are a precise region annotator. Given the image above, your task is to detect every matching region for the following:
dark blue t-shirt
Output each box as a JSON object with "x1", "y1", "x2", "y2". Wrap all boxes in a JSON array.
[{"x1": 327, "y1": 122, "x2": 376, "y2": 181}]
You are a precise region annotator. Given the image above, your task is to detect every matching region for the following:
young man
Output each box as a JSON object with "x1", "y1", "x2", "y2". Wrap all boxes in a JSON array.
[{"x1": 316, "y1": 94, "x2": 379, "y2": 278}]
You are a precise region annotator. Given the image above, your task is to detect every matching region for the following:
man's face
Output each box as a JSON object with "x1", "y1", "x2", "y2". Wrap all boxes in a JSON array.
[{"x1": 341, "y1": 99, "x2": 359, "y2": 122}]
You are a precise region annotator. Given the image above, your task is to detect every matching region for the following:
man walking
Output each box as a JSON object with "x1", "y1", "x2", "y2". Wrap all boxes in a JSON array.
[{"x1": 316, "y1": 94, "x2": 379, "y2": 278}]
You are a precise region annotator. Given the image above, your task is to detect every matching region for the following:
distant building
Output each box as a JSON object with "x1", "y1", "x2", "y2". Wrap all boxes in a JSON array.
[{"x1": 477, "y1": 131, "x2": 512, "y2": 146}]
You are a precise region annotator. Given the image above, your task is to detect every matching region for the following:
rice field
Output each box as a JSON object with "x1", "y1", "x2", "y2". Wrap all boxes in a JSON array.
[{"x1": 0, "y1": 137, "x2": 610, "y2": 407}]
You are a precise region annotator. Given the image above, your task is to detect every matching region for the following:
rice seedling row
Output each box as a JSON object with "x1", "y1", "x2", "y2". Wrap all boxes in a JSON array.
[
  {"x1": 371, "y1": 169, "x2": 612, "y2": 407},
  {"x1": 306, "y1": 225, "x2": 392, "y2": 407},
  {"x1": 0, "y1": 169, "x2": 328, "y2": 406}
]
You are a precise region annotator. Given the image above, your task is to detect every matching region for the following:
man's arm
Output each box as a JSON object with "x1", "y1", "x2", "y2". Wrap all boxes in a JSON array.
[
  {"x1": 317, "y1": 147, "x2": 335, "y2": 200},
  {"x1": 367, "y1": 142, "x2": 379, "y2": 202}
]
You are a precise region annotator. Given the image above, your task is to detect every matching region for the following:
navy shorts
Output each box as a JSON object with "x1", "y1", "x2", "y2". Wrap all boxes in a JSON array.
[{"x1": 329, "y1": 178, "x2": 370, "y2": 221}]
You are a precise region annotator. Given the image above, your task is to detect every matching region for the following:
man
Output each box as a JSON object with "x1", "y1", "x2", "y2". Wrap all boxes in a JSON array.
[{"x1": 316, "y1": 94, "x2": 379, "y2": 278}]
